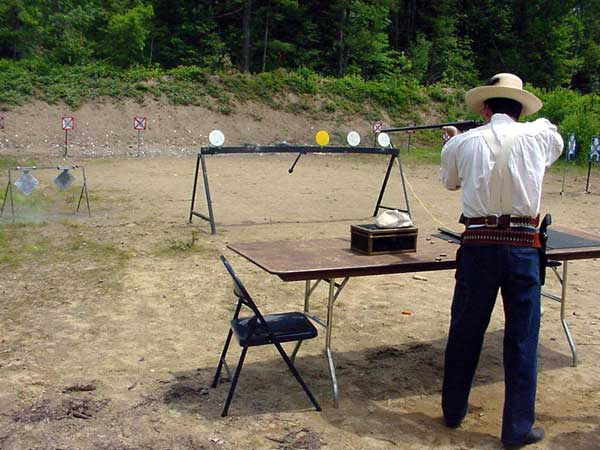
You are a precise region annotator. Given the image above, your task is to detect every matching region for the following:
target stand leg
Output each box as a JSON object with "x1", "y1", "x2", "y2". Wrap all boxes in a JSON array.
[{"x1": 1, "y1": 171, "x2": 15, "y2": 219}]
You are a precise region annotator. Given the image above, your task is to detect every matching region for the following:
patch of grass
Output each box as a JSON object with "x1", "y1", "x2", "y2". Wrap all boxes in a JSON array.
[
  {"x1": 400, "y1": 144, "x2": 442, "y2": 165},
  {"x1": 67, "y1": 237, "x2": 130, "y2": 261},
  {"x1": 0, "y1": 157, "x2": 38, "y2": 171},
  {"x1": 0, "y1": 185, "x2": 75, "y2": 216},
  {"x1": 0, "y1": 60, "x2": 427, "y2": 122},
  {"x1": 21, "y1": 237, "x2": 51, "y2": 255},
  {"x1": 58, "y1": 218, "x2": 83, "y2": 229},
  {"x1": 156, "y1": 230, "x2": 219, "y2": 256},
  {"x1": 0, "y1": 223, "x2": 49, "y2": 266},
  {"x1": 0, "y1": 221, "x2": 130, "y2": 299},
  {"x1": 218, "y1": 103, "x2": 234, "y2": 115},
  {"x1": 0, "y1": 229, "x2": 16, "y2": 266},
  {"x1": 0, "y1": 221, "x2": 128, "y2": 267}
]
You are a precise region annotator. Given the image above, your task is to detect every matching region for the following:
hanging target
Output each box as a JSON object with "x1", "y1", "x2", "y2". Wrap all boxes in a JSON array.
[
  {"x1": 567, "y1": 134, "x2": 577, "y2": 161},
  {"x1": 589, "y1": 136, "x2": 600, "y2": 163},
  {"x1": 14, "y1": 170, "x2": 39, "y2": 196},
  {"x1": 54, "y1": 168, "x2": 76, "y2": 191}
]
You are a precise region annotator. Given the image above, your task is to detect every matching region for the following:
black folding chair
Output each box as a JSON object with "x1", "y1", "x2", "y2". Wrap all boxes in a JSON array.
[{"x1": 212, "y1": 255, "x2": 322, "y2": 417}]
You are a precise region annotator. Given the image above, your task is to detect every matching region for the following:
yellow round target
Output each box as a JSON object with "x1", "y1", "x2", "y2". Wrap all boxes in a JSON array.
[{"x1": 315, "y1": 130, "x2": 330, "y2": 147}]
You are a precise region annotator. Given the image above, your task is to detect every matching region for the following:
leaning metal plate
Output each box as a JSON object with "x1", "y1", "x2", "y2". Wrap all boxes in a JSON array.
[
  {"x1": 54, "y1": 169, "x2": 75, "y2": 191},
  {"x1": 347, "y1": 131, "x2": 361, "y2": 147},
  {"x1": 14, "y1": 170, "x2": 39, "y2": 196},
  {"x1": 377, "y1": 132, "x2": 391, "y2": 148},
  {"x1": 209, "y1": 129, "x2": 225, "y2": 147}
]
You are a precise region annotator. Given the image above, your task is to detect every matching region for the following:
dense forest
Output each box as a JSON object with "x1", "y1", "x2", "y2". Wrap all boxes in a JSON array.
[{"x1": 1, "y1": 0, "x2": 599, "y2": 92}]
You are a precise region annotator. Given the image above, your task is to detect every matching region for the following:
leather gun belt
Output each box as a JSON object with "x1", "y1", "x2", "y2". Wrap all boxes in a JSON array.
[
  {"x1": 461, "y1": 228, "x2": 542, "y2": 248},
  {"x1": 459, "y1": 214, "x2": 540, "y2": 228}
]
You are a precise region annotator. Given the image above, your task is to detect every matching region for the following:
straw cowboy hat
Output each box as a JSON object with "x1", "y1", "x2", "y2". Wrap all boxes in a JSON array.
[{"x1": 465, "y1": 73, "x2": 542, "y2": 116}]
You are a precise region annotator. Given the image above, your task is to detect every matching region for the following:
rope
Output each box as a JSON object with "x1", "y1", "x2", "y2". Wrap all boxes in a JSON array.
[{"x1": 403, "y1": 171, "x2": 450, "y2": 229}]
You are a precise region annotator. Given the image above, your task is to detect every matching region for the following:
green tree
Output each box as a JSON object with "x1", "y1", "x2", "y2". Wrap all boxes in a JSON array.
[
  {"x1": 101, "y1": 2, "x2": 154, "y2": 67},
  {"x1": 149, "y1": 0, "x2": 226, "y2": 69},
  {"x1": 0, "y1": 1, "x2": 42, "y2": 59},
  {"x1": 45, "y1": 2, "x2": 97, "y2": 64},
  {"x1": 572, "y1": 0, "x2": 600, "y2": 92},
  {"x1": 462, "y1": 0, "x2": 514, "y2": 77},
  {"x1": 322, "y1": 1, "x2": 398, "y2": 79}
]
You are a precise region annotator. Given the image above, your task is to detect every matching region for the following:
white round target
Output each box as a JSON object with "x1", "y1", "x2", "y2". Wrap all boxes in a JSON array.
[
  {"x1": 346, "y1": 131, "x2": 361, "y2": 147},
  {"x1": 209, "y1": 129, "x2": 225, "y2": 147},
  {"x1": 377, "y1": 132, "x2": 390, "y2": 148}
]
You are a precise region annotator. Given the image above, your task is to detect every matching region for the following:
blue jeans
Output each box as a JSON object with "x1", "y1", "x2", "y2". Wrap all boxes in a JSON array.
[{"x1": 442, "y1": 244, "x2": 541, "y2": 444}]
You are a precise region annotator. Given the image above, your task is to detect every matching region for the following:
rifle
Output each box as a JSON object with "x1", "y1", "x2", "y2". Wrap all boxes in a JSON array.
[{"x1": 382, "y1": 120, "x2": 483, "y2": 133}]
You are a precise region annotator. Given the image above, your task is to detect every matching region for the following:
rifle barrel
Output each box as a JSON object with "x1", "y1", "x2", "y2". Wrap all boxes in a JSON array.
[{"x1": 382, "y1": 120, "x2": 482, "y2": 133}]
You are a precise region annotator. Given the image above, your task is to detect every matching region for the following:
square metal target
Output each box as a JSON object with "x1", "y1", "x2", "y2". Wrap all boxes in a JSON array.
[
  {"x1": 567, "y1": 134, "x2": 577, "y2": 161},
  {"x1": 54, "y1": 169, "x2": 76, "y2": 191},
  {"x1": 14, "y1": 170, "x2": 39, "y2": 196},
  {"x1": 62, "y1": 116, "x2": 75, "y2": 130}
]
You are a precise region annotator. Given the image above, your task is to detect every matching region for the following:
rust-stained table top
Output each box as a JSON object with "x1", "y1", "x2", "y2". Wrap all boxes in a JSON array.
[
  {"x1": 229, "y1": 236, "x2": 458, "y2": 281},
  {"x1": 227, "y1": 227, "x2": 600, "y2": 282}
]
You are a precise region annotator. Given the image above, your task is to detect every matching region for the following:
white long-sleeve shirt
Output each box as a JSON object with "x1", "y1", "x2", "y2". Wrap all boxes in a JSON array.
[{"x1": 440, "y1": 113, "x2": 564, "y2": 218}]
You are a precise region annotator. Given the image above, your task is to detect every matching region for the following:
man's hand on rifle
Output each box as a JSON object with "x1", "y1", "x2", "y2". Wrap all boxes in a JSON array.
[{"x1": 442, "y1": 125, "x2": 459, "y2": 143}]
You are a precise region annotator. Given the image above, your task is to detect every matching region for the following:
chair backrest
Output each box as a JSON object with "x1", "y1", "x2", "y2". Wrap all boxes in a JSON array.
[{"x1": 220, "y1": 255, "x2": 265, "y2": 321}]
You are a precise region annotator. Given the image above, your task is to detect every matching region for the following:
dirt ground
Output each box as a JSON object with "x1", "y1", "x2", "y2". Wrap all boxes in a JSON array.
[{"x1": 1, "y1": 100, "x2": 600, "y2": 450}]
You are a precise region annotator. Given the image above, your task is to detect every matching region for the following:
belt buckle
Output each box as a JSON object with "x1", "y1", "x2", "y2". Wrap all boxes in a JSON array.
[{"x1": 484, "y1": 214, "x2": 499, "y2": 228}]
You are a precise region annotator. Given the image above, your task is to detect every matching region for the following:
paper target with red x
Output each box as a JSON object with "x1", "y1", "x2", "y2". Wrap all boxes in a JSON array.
[
  {"x1": 372, "y1": 121, "x2": 383, "y2": 134},
  {"x1": 134, "y1": 116, "x2": 147, "y2": 130},
  {"x1": 62, "y1": 116, "x2": 75, "y2": 130}
]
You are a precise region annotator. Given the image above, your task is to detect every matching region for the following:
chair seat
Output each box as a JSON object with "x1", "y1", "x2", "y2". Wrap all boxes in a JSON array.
[
  {"x1": 232, "y1": 312, "x2": 318, "y2": 347},
  {"x1": 547, "y1": 260, "x2": 562, "y2": 268}
]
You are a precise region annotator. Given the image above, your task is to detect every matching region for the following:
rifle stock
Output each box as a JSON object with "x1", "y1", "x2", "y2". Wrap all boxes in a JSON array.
[{"x1": 382, "y1": 120, "x2": 483, "y2": 133}]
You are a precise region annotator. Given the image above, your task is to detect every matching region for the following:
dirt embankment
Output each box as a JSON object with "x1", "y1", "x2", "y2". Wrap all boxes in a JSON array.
[
  {"x1": 0, "y1": 98, "x2": 390, "y2": 158},
  {"x1": 1, "y1": 99, "x2": 599, "y2": 450}
]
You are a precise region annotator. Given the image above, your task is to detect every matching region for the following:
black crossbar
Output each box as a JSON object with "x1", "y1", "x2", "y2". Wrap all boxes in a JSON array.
[
  {"x1": 200, "y1": 146, "x2": 398, "y2": 156},
  {"x1": 189, "y1": 145, "x2": 410, "y2": 234}
]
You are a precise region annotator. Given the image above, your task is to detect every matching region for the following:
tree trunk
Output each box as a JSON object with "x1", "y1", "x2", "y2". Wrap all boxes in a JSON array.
[
  {"x1": 149, "y1": 36, "x2": 154, "y2": 65},
  {"x1": 406, "y1": 0, "x2": 416, "y2": 44},
  {"x1": 337, "y1": 6, "x2": 348, "y2": 77},
  {"x1": 391, "y1": 2, "x2": 401, "y2": 50},
  {"x1": 242, "y1": 0, "x2": 252, "y2": 73},
  {"x1": 261, "y1": 1, "x2": 270, "y2": 72}
]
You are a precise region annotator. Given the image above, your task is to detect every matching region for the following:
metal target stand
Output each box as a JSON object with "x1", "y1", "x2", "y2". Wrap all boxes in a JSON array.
[
  {"x1": 1, "y1": 165, "x2": 91, "y2": 219},
  {"x1": 188, "y1": 145, "x2": 410, "y2": 234},
  {"x1": 584, "y1": 135, "x2": 600, "y2": 194}
]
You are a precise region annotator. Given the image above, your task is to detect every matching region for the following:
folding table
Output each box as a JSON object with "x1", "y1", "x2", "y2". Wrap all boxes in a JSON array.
[{"x1": 228, "y1": 227, "x2": 600, "y2": 406}]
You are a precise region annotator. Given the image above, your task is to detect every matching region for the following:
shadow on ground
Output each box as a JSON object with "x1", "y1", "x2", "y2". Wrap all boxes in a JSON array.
[{"x1": 159, "y1": 329, "x2": 571, "y2": 448}]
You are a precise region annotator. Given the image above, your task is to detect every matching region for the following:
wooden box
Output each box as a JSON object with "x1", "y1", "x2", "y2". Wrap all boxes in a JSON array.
[{"x1": 350, "y1": 224, "x2": 418, "y2": 255}]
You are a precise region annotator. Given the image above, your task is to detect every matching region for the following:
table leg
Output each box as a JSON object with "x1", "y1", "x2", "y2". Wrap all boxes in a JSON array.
[
  {"x1": 296, "y1": 277, "x2": 348, "y2": 406},
  {"x1": 542, "y1": 261, "x2": 577, "y2": 366},
  {"x1": 558, "y1": 262, "x2": 577, "y2": 366},
  {"x1": 291, "y1": 280, "x2": 314, "y2": 362},
  {"x1": 326, "y1": 279, "x2": 339, "y2": 407}
]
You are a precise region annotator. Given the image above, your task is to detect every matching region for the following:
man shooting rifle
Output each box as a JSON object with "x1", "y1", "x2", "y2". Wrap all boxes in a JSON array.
[{"x1": 439, "y1": 73, "x2": 563, "y2": 449}]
